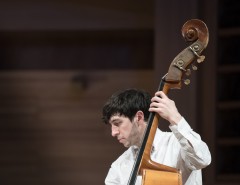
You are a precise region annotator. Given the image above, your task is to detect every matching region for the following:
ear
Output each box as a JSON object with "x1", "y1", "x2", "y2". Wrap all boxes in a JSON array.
[{"x1": 135, "y1": 111, "x2": 145, "y2": 125}]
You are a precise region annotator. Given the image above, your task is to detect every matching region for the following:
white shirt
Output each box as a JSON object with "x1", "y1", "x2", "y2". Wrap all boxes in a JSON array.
[{"x1": 105, "y1": 117, "x2": 211, "y2": 185}]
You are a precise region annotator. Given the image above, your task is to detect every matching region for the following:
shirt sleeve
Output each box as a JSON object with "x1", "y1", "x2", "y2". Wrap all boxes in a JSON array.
[{"x1": 169, "y1": 117, "x2": 211, "y2": 170}]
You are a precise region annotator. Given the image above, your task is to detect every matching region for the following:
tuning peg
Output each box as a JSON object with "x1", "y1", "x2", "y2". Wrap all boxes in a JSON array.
[
  {"x1": 190, "y1": 45, "x2": 205, "y2": 63},
  {"x1": 185, "y1": 69, "x2": 191, "y2": 76},
  {"x1": 197, "y1": 55, "x2": 205, "y2": 63},
  {"x1": 184, "y1": 79, "x2": 190, "y2": 85},
  {"x1": 192, "y1": 64, "x2": 198, "y2": 71}
]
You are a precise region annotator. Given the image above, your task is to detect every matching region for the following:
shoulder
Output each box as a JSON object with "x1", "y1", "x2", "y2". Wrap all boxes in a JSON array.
[
  {"x1": 154, "y1": 128, "x2": 175, "y2": 142},
  {"x1": 111, "y1": 147, "x2": 135, "y2": 167},
  {"x1": 105, "y1": 147, "x2": 136, "y2": 184},
  {"x1": 153, "y1": 128, "x2": 180, "y2": 149}
]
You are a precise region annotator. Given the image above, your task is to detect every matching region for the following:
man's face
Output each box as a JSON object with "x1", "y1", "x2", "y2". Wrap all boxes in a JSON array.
[{"x1": 109, "y1": 114, "x2": 141, "y2": 148}]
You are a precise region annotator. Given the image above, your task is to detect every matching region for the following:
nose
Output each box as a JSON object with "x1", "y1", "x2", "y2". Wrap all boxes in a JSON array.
[{"x1": 111, "y1": 125, "x2": 119, "y2": 137}]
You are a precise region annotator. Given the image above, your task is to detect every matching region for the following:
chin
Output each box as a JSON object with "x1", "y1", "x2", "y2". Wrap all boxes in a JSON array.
[{"x1": 123, "y1": 143, "x2": 130, "y2": 148}]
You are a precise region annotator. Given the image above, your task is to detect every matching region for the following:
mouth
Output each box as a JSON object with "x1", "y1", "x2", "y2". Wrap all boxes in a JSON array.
[{"x1": 118, "y1": 138, "x2": 124, "y2": 143}]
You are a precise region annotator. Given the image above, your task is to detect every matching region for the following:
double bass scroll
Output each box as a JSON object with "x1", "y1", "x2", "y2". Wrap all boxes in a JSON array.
[{"x1": 127, "y1": 19, "x2": 209, "y2": 185}]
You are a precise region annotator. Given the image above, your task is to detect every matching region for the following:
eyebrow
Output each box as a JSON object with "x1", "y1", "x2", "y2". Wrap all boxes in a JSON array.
[
  {"x1": 110, "y1": 118, "x2": 118, "y2": 123},
  {"x1": 109, "y1": 118, "x2": 121, "y2": 124}
]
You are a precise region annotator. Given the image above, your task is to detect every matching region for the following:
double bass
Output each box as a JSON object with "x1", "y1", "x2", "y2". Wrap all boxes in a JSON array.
[{"x1": 127, "y1": 19, "x2": 209, "y2": 185}]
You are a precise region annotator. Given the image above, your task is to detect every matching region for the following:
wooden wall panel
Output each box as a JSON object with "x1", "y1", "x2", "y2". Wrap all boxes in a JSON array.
[{"x1": 0, "y1": 70, "x2": 154, "y2": 185}]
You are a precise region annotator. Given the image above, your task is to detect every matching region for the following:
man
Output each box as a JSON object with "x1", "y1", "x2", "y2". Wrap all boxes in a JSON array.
[{"x1": 102, "y1": 88, "x2": 211, "y2": 185}]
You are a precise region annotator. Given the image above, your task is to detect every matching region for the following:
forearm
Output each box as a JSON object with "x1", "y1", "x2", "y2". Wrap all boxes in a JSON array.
[{"x1": 169, "y1": 117, "x2": 211, "y2": 170}]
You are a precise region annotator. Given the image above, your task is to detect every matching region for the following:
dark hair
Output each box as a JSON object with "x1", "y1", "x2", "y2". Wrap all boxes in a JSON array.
[{"x1": 102, "y1": 88, "x2": 151, "y2": 124}]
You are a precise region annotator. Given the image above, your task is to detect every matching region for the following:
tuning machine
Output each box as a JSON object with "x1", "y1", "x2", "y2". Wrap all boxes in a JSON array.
[
  {"x1": 192, "y1": 64, "x2": 198, "y2": 71},
  {"x1": 197, "y1": 55, "x2": 205, "y2": 63},
  {"x1": 185, "y1": 68, "x2": 191, "y2": 76},
  {"x1": 184, "y1": 79, "x2": 190, "y2": 85},
  {"x1": 190, "y1": 44, "x2": 205, "y2": 63}
]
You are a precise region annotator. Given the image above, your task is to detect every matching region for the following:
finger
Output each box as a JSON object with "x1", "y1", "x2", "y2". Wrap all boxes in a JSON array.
[
  {"x1": 149, "y1": 106, "x2": 160, "y2": 113},
  {"x1": 158, "y1": 91, "x2": 168, "y2": 98},
  {"x1": 151, "y1": 96, "x2": 161, "y2": 103},
  {"x1": 155, "y1": 91, "x2": 164, "y2": 98},
  {"x1": 150, "y1": 102, "x2": 159, "y2": 108}
]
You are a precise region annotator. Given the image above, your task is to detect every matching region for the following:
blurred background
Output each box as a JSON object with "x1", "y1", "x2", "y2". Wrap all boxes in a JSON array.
[{"x1": 0, "y1": 0, "x2": 239, "y2": 185}]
